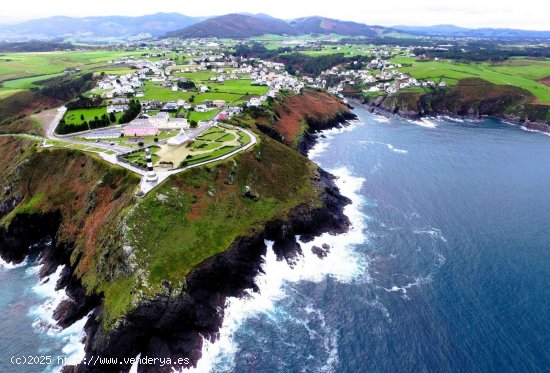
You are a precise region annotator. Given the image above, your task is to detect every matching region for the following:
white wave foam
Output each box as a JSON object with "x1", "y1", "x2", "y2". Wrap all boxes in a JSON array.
[
  {"x1": 0, "y1": 256, "x2": 28, "y2": 270},
  {"x1": 373, "y1": 115, "x2": 390, "y2": 123},
  {"x1": 386, "y1": 144, "x2": 408, "y2": 154},
  {"x1": 520, "y1": 126, "x2": 550, "y2": 137},
  {"x1": 357, "y1": 140, "x2": 408, "y2": 154},
  {"x1": 29, "y1": 265, "x2": 67, "y2": 334},
  {"x1": 413, "y1": 228, "x2": 447, "y2": 243},
  {"x1": 308, "y1": 141, "x2": 330, "y2": 160},
  {"x1": 383, "y1": 275, "x2": 433, "y2": 300},
  {"x1": 309, "y1": 121, "x2": 363, "y2": 160},
  {"x1": 187, "y1": 167, "x2": 368, "y2": 373},
  {"x1": 408, "y1": 118, "x2": 438, "y2": 128},
  {"x1": 440, "y1": 115, "x2": 465, "y2": 123},
  {"x1": 28, "y1": 264, "x2": 90, "y2": 372}
]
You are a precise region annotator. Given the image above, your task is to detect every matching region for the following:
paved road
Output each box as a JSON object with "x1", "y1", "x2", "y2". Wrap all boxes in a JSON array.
[{"x1": 42, "y1": 106, "x2": 256, "y2": 195}]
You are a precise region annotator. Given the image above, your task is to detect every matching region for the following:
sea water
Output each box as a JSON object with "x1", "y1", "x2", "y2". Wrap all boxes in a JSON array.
[
  {"x1": 2, "y1": 107, "x2": 550, "y2": 372},
  {"x1": 194, "y1": 107, "x2": 550, "y2": 372}
]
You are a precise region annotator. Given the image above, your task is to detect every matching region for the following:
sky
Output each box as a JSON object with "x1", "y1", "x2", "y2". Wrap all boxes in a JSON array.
[{"x1": 0, "y1": 0, "x2": 549, "y2": 30}]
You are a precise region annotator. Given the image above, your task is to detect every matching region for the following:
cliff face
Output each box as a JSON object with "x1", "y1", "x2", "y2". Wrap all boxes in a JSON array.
[
  {"x1": 79, "y1": 167, "x2": 349, "y2": 372},
  {"x1": 255, "y1": 89, "x2": 357, "y2": 154},
  {"x1": 365, "y1": 78, "x2": 550, "y2": 132},
  {"x1": 0, "y1": 129, "x2": 351, "y2": 371}
]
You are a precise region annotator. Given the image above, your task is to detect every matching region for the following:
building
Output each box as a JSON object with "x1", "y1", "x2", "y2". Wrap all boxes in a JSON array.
[
  {"x1": 82, "y1": 130, "x2": 122, "y2": 139},
  {"x1": 107, "y1": 105, "x2": 128, "y2": 114},
  {"x1": 212, "y1": 100, "x2": 225, "y2": 107},
  {"x1": 123, "y1": 121, "x2": 159, "y2": 137},
  {"x1": 123, "y1": 112, "x2": 188, "y2": 136},
  {"x1": 161, "y1": 102, "x2": 179, "y2": 112},
  {"x1": 167, "y1": 129, "x2": 191, "y2": 146}
]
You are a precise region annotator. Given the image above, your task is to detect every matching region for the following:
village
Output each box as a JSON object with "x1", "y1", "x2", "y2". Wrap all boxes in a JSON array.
[{"x1": 49, "y1": 38, "x2": 454, "y2": 192}]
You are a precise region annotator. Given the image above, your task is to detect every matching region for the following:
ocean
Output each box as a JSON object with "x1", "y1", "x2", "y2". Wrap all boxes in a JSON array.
[{"x1": 1, "y1": 106, "x2": 549, "y2": 372}]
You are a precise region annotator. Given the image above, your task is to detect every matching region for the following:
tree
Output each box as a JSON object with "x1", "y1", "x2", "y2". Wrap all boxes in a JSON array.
[
  {"x1": 154, "y1": 137, "x2": 159, "y2": 143},
  {"x1": 177, "y1": 80, "x2": 196, "y2": 90},
  {"x1": 189, "y1": 95, "x2": 195, "y2": 103},
  {"x1": 190, "y1": 120, "x2": 198, "y2": 128},
  {"x1": 138, "y1": 141, "x2": 144, "y2": 147},
  {"x1": 109, "y1": 112, "x2": 116, "y2": 123},
  {"x1": 80, "y1": 114, "x2": 84, "y2": 121},
  {"x1": 119, "y1": 99, "x2": 142, "y2": 124}
]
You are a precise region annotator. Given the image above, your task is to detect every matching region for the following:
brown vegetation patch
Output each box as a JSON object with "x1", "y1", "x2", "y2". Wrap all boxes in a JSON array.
[
  {"x1": 0, "y1": 90, "x2": 61, "y2": 120},
  {"x1": 537, "y1": 76, "x2": 550, "y2": 87},
  {"x1": 273, "y1": 89, "x2": 349, "y2": 145}
]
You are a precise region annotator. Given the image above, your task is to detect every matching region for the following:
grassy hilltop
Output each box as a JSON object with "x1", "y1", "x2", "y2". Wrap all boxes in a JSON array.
[{"x1": 0, "y1": 124, "x2": 327, "y2": 328}]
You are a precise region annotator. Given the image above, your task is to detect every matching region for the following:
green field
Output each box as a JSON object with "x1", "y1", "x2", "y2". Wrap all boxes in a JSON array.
[
  {"x1": 390, "y1": 57, "x2": 550, "y2": 103},
  {"x1": 195, "y1": 127, "x2": 226, "y2": 141},
  {"x1": 0, "y1": 50, "x2": 162, "y2": 98},
  {"x1": 0, "y1": 50, "x2": 147, "y2": 81},
  {"x1": 1, "y1": 72, "x2": 66, "y2": 89},
  {"x1": 297, "y1": 45, "x2": 372, "y2": 57},
  {"x1": 188, "y1": 109, "x2": 218, "y2": 122},
  {"x1": 209, "y1": 79, "x2": 269, "y2": 95},
  {"x1": 63, "y1": 107, "x2": 122, "y2": 125}
]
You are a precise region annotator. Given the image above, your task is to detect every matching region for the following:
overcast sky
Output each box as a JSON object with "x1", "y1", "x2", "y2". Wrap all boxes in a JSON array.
[{"x1": 1, "y1": 0, "x2": 548, "y2": 30}]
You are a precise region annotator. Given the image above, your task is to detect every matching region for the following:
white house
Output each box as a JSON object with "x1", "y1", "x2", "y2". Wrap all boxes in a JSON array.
[{"x1": 107, "y1": 105, "x2": 128, "y2": 114}]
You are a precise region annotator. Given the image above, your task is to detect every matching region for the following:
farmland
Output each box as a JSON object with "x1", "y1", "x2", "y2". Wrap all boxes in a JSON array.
[
  {"x1": 0, "y1": 50, "x2": 158, "y2": 98},
  {"x1": 390, "y1": 56, "x2": 550, "y2": 103}
]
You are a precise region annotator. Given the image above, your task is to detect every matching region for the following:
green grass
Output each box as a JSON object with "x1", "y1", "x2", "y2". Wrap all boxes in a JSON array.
[
  {"x1": 238, "y1": 131, "x2": 251, "y2": 145},
  {"x1": 208, "y1": 80, "x2": 269, "y2": 95},
  {"x1": 214, "y1": 133, "x2": 235, "y2": 142},
  {"x1": 188, "y1": 109, "x2": 218, "y2": 122},
  {"x1": 63, "y1": 107, "x2": 122, "y2": 126},
  {"x1": 17, "y1": 192, "x2": 45, "y2": 214},
  {"x1": 124, "y1": 135, "x2": 319, "y2": 294},
  {"x1": 297, "y1": 45, "x2": 371, "y2": 57},
  {"x1": 119, "y1": 146, "x2": 160, "y2": 169},
  {"x1": 185, "y1": 145, "x2": 237, "y2": 165},
  {"x1": 390, "y1": 57, "x2": 550, "y2": 103},
  {"x1": 1, "y1": 72, "x2": 66, "y2": 90},
  {"x1": 0, "y1": 50, "x2": 157, "y2": 81},
  {"x1": 196, "y1": 127, "x2": 225, "y2": 141},
  {"x1": 0, "y1": 49, "x2": 163, "y2": 98},
  {"x1": 190, "y1": 140, "x2": 221, "y2": 151}
]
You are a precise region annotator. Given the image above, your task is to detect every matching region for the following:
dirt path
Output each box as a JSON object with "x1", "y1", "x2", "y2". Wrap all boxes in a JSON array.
[{"x1": 31, "y1": 108, "x2": 59, "y2": 136}]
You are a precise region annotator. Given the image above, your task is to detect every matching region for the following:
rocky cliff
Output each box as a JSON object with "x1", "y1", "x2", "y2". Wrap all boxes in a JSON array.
[
  {"x1": 364, "y1": 78, "x2": 550, "y2": 133},
  {"x1": 0, "y1": 121, "x2": 351, "y2": 371},
  {"x1": 251, "y1": 88, "x2": 357, "y2": 154}
]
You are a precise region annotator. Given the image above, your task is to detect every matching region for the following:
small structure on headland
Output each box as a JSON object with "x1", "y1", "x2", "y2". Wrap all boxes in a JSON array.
[
  {"x1": 144, "y1": 147, "x2": 158, "y2": 182},
  {"x1": 167, "y1": 129, "x2": 190, "y2": 146}
]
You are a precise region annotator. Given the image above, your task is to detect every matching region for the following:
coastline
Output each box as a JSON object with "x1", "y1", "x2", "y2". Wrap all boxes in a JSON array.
[
  {"x1": 351, "y1": 98, "x2": 550, "y2": 136},
  {"x1": 0, "y1": 112, "x2": 357, "y2": 372}
]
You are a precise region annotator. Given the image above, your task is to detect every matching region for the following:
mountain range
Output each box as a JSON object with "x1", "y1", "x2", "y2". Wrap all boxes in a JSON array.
[
  {"x1": 0, "y1": 13, "x2": 549, "y2": 41},
  {"x1": 165, "y1": 14, "x2": 395, "y2": 38},
  {"x1": 0, "y1": 13, "x2": 198, "y2": 40}
]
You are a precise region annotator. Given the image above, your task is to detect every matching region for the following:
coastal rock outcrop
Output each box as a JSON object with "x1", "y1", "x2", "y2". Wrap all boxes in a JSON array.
[{"x1": 364, "y1": 78, "x2": 550, "y2": 133}]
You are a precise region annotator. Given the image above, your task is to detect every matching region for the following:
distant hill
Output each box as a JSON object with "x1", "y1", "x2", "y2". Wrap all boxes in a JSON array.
[
  {"x1": 167, "y1": 14, "x2": 397, "y2": 39},
  {"x1": 2, "y1": 13, "x2": 549, "y2": 41},
  {"x1": 166, "y1": 14, "x2": 298, "y2": 38},
  {"x1": 290, "y1": 16, "x2": 390, "y2": 37},
  {"x1": 0, "y1": 13, "x2": 199, "y2": 40},
  {"x1": 393, "y1": 24, "x2": 550, "y2": 39}
]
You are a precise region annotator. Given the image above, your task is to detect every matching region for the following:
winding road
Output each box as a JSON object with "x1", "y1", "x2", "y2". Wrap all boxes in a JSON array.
[{"x1": 16, "y1": 106, "x2": 257, "y2": 195}]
